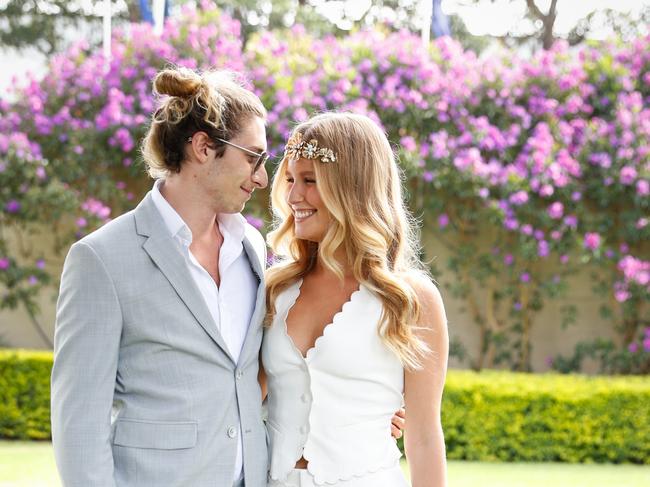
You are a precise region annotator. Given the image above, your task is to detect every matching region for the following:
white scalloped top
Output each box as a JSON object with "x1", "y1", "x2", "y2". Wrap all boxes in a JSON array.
[{"x1": 262, "y1": 279, "x2": 404, "y2": 485}]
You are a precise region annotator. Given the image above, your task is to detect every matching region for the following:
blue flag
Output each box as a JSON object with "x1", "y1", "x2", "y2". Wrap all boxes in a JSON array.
[
  {"x1": 139, "y1": 0, "x2": 172, "y2": 24},
  {"x1": 431, "y1": 0, "x2": 451, "y2": 38}
]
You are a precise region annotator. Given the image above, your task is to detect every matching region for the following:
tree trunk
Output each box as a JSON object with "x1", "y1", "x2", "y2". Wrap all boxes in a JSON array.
[{"x1": 526, "y1": 0, "x2": 558, "y2": 50}]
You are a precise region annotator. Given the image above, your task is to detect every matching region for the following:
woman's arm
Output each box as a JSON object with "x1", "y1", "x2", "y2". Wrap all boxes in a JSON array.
[{"x1": 403, "y1": 273, "x2": 449, "y2": 487}]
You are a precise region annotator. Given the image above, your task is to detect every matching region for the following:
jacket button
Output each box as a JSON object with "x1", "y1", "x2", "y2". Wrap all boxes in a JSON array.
[
  {"x1": 227, "y1": 426, "x2": 237, "y2": 438},
  {"x1": 300, "y1": 393, "x2": 309, "y2": 403},
  {"x1": 236, "y1": 370, "x2": 244, "y2": 380}
]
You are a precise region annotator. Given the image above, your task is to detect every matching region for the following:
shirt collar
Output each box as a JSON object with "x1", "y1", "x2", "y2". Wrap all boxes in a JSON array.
[{"x1": 151, "y1": 179, "x2": 248, "y2": 245}]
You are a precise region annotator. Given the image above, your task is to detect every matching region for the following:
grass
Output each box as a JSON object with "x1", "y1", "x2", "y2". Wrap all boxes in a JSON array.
[
  {"x1": 0, "y1": 441, "x2": 58, "y2": 487},
  {"x1": 0, "y1": 441, "x2": 648, "y2": 487}
]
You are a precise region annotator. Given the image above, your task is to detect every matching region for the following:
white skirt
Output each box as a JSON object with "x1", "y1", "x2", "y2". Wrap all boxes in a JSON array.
[{"x1": 267, "y1": 461, "x2": 408, "y2": 487}]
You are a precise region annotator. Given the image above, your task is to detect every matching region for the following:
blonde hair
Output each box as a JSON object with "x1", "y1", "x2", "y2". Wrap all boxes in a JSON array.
[
  {"x1": 141, "y1": 66, "x2": 266, "y2": 179},
  {"x1": 266, "y1": 112, "x2": 429, "y2": 369}
]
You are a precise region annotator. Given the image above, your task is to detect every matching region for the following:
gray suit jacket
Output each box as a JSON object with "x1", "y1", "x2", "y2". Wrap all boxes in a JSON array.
[{"x1": 51, "y1": 192, "x2": 268, "y2": 487}]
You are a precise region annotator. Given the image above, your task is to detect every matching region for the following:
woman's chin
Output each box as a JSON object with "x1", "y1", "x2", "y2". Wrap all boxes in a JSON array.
[{"x1": 294, "y1": 229, "x2": 320, "y2": 243}]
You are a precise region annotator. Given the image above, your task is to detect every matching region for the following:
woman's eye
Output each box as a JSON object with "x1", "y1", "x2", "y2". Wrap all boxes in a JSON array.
[
  {"x1": 286, "y1": 177, "x2": 294, "y2": 183},
  {"x1": 305, "y1": 179, "x2": 316, "y2": 184}
]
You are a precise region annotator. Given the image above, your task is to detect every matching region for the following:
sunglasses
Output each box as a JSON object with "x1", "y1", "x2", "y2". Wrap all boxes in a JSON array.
[{"x1": 187, "y1": 135, "x2": 269, "y2": 174}]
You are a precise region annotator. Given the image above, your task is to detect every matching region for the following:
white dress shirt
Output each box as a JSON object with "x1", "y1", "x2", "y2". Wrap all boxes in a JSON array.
[{"x1": 151, "y1": 179, "x2": 257, "y2": 482}]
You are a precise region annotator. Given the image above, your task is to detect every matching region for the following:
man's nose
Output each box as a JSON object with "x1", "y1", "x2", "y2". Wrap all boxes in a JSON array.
[{"x1": 252, "y1": 165, "x2": 268, "y2": 188}]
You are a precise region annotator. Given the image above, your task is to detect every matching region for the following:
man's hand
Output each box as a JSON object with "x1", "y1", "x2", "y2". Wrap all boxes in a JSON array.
[{"x1": 391, "y1": 407, "x2": 406, "y2": 439}]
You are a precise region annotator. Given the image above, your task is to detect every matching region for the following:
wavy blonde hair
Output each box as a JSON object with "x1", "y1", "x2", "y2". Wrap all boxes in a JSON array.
[
  {"x1": 266, "y1": 112, "x2": 429, "y2": 369},
  {"x1": 141, "y1": 65, "x2": 266, "y2": 179}
]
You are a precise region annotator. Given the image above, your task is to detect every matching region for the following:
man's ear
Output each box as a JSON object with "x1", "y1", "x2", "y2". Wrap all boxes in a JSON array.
[{"x1": 187, "y1": 131, "x2": 212, "y2": 163}]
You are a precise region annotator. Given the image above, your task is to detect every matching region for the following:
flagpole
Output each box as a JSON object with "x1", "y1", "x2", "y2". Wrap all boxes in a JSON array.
[
  {"x1": 103, "y1": 0, "x2": 112, "y2": 71},
  {"x1": 421, "y1": 0, "x2": 432, "y2": 45},
  {"x1": 153, "y1": 0, "x2": 166, "y2": 35}
]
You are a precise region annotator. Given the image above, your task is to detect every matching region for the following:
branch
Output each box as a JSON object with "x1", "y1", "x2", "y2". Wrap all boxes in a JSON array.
[
  {"x1": 525, "y1": 0, "x2": 558, "y2": 21},
  {"x1": 525, "y1": 0, "x2": 545, "y2": 21}
]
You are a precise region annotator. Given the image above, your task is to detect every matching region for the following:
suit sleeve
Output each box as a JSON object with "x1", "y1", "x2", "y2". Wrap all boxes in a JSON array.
[{"x1": 51, "y1": 241, "x2": 122, "y2": 487}]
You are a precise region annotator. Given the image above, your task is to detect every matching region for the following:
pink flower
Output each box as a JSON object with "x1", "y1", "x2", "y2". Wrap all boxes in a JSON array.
[
  {"x1": 547, "y1": 202, "x2": 564, "y2": 219},
  {"x1": 80, "y1": 198, "x2": 111, "y2": 221},
  {"x1": 619, "y1": 166, "x2": 637, "y2": 185},
  {"x1": 520, "y1": 272, "x2": 531, "y2": 283},
  {"x1": 438, "y1": 213, "x2": 450, "y2": 228},
  {"x1": 0, "y1": 257, "x2": 9, "y2": 270},
  {"x1": 5, "y1": 200, "x2": 21, "y2": 213},
  {"x1": 628, "y1": 342, "x2": 638, "y2": 353},
  {"x1": 564, "y1": 215, "x2": 578, "y2": 229},
  {"x1": 637, "y1": 180, "x2": 649, "y2": 196},
  {"x1": 245, "y1": 215, "x2": 264, "y2": 230},
  {"x1": 521, "y1": 224, "x2": 533, "y2": 236},
  {"x1": 504, "y1": 254, "x2": 514, "y2": 266},
  {"x1": 538, "y1": 240, "x2": 550, "y2": 257},
  {"x1": 614, "y1": 288, "x2": 630, "y2": 302},
  {"x1": 539, "y1": 184, "x2": 554, "y2": 197},
  {"x1": 584, "y1": 232, "x2": 601, "y2": 251},
  {"x1": 400, "y1": 136, "x2": 417, "y2": 152},
  {"x1": 509, "y1": 190, "x2": 529, "y2": 205}
]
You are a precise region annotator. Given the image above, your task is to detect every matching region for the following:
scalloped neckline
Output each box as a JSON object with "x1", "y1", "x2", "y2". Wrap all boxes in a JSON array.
[{"x1": 283, "y1": 278, "x2": 363, "y2": 361}]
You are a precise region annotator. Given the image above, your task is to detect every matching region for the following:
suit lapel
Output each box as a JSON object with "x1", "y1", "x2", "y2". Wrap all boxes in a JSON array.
[
  {"x1": 240, "y1": 236, "x2": 266, "y2": 361},
  {"x1": 135, "y1": 193, "x2": 235, "y2": 363}
]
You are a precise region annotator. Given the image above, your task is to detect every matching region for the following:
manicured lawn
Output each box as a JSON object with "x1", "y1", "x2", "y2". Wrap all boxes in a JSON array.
[
  {"x1": 0, "y1": 441, "x2": 58, "y2": 487},
  {"x1": 440, "y1": 460, "x2": 649, "y2": 487},
  {"x1": 1, "y1": 441, "x2": 648, "y2": 487}
]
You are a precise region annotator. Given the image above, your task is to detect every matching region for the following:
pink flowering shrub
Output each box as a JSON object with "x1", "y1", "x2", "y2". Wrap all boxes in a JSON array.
[
  {"x1": 0, "y1": 2, "x2": 247, "y2": 333},
  {"x1": 0, "y1": 4, "x2": 647, "y2": 371},
  {"x1": 0, "y1": 132, "x2": 77, "y2": 317},
  {"x1": 247, "y1": 28, "x2": 649, "y2": 372}
]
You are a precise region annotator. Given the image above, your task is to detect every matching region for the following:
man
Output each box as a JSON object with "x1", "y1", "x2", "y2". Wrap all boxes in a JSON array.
[{"x1": 51, "y1": 67, "x2": 269, "y2": 486}]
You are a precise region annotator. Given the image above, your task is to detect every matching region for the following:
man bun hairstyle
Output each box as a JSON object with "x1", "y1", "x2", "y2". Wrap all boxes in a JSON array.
[{"x1": 141, "y1": 66, "x2": 266, "y2": 179}]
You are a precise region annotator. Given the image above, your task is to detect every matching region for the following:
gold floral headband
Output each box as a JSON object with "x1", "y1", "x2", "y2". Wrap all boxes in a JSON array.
[{"x1": 284, "y1": 132, "x2": 337, "y2": 163}]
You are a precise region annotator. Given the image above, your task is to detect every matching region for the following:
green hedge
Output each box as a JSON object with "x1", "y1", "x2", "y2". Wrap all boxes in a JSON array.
[
  {"x1": 0, "y1": 349, "x2": 52, "y2": 440},
  {"x1": 2, "y1": 350, "x2": 649, "y2": 463},
  {"x1": 440, "y1": 370, "x2": 650, "y2": 464}
]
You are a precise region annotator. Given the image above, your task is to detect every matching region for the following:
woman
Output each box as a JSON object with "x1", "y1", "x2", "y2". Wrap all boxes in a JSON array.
[{"x1": 262, "y1": 113, "x2": 449, "y2": 487}]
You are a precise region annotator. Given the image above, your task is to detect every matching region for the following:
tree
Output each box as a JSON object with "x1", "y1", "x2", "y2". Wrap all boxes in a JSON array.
[
  {"x1": 0, "y1": 1, "x2": 137, "y2": 55},
  {"x1": 456, "y1": 0, "x2": 650, "y2": 50}
]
